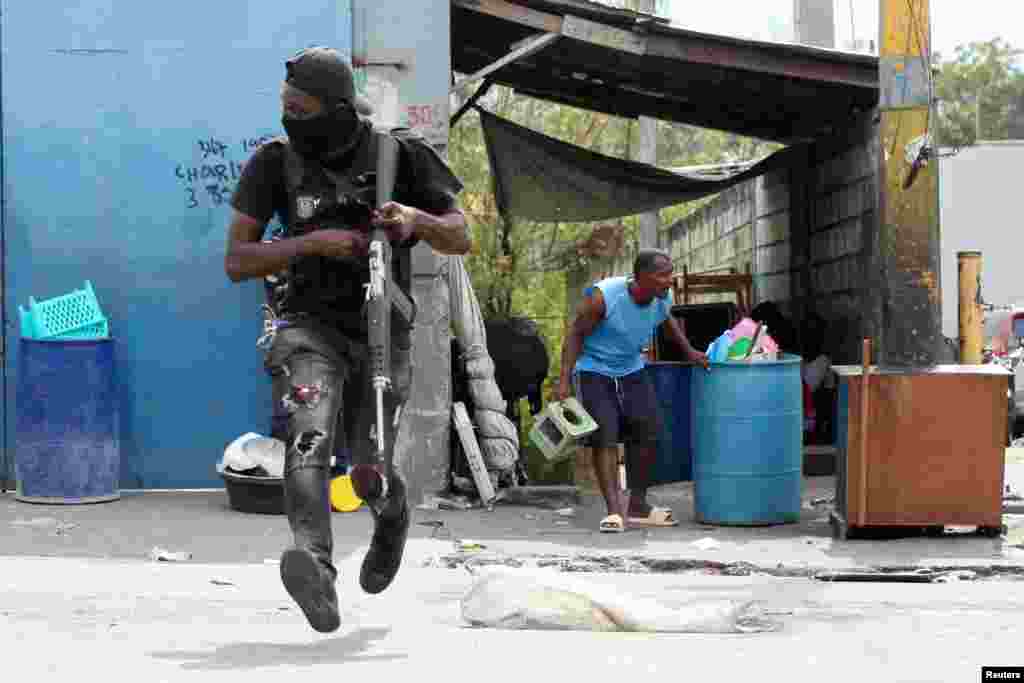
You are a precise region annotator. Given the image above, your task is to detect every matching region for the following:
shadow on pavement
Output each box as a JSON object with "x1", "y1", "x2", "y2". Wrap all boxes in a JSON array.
[{"x1": 147, "y1": 626, "x2": 405, "y2": 670}]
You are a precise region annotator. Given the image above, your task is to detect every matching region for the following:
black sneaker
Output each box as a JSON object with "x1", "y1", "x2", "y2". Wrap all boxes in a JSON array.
[
  {"x1": 280, "y1": 547, "x2": 341, "y2": 633},
  {"x1": 359, "y1": 471, "x2": 411, "y2": 595}
]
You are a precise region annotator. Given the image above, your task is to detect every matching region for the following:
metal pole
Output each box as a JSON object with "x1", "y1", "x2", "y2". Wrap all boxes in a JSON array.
[
  {"x1": 794, "y1": 0, "x2": 837, "y2": 49},
  {"x1": 637, "y1": 119, "x2": 659, "y2": 249},
  {"x1": 635, "y1": 0, "x2": 659, "y2": 250},
  {"x1": 876, "y1": 0, "x2": 940, "y2": 367},
  {"x1": 958, "y1": 250, "x2": 983, "y2": 364},
  {"x1": 976, "y1": 89, "x2": 983, "y2": 142}
]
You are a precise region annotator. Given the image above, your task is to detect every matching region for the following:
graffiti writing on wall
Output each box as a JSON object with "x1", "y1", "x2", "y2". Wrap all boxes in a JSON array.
[
  {"x1": 173, "y1": 135, "x2": 276, "y2": 210},
  {"x1": 403, "y1": 102, "x2": 448, "y2": 148}
]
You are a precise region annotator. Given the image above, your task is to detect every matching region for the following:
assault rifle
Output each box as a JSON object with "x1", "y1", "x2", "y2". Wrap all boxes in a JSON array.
[{"x1": 366, "y1": 134, "x2": 416, "y2": 466}]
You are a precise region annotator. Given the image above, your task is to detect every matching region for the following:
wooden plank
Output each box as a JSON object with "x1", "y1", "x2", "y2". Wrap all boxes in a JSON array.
[
  {"x1": 453, "y1": 0, "x2": 563, "y2": 34},
  {"x1": 858, "y1": 339, "x2": 871, "y2": 527},
  {"x1": 676, "y1": 274, "x2": 752, "y2": 287},
  {"x1": 450, "y1": 32, "x2": 561, "y2": 93},
  {"x1": 452, "y1": 402, "x2": 497, "y2": 507},
  {"x1": 456, "y1": 0, "x2": 646, "y2": 55},
  {"x1": 646, "y1": 32, "x2": 878, "y2": 90},
  {"x1": 561, "y1": 14, "x2": 646, "y2": 55}
]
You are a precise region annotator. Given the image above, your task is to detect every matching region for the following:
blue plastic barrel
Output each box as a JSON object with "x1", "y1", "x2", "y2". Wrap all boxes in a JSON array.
[
  {"x1": 15, "y1": 338, "x2": 120, "y2": 504},
  {"x1": 692, "y1": 354, "x2": 802, "y2": 525},
  {"x1": 645, "y1": 362, "x2": 693, "y2": 485}
]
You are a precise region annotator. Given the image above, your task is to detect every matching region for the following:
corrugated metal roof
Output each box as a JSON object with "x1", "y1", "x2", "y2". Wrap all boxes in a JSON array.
[
  {"x1": 516, "y1": 0, "x2": 667, "y2": 25},
  {"x1": 522, "y1": 0, "x2": 877, "y2": 63},
  {"x1": 452, "y1": 0, "x2": 879, "y2": 142}
]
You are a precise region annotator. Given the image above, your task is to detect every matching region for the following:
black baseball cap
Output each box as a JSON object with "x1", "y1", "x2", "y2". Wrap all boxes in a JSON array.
[{"x1": 285, "y1": 46, "x2": 374, "y2": 116}]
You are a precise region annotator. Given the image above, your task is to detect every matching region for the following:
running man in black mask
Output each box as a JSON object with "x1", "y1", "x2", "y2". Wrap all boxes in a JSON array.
[{"x1": 225, "y1": 46, "x2": 470, "y2": 633}]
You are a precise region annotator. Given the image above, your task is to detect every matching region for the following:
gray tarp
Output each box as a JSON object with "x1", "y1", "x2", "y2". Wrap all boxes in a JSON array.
[{"x1": 477, "y1": 107, "x2": 792, "y2": 223}]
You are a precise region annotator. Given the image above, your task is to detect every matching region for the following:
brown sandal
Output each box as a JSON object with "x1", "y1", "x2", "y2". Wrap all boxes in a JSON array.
[{"x1": 628, "y1": 507, "x2": 678, "y2": 527}]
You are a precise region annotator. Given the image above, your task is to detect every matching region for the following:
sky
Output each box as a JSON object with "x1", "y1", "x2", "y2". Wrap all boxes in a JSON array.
[{"x1": 663, "y1": 0, "x2": 1024, "y2": 58}]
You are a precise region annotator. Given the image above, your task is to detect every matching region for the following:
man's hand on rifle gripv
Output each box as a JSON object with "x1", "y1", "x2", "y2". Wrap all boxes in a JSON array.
[
  {"x1": 303, "y1": 228, "x2": 369, "y2": 260},
  {"x1": 372, "y1": 201, "x2": 416, "y2": 244}
]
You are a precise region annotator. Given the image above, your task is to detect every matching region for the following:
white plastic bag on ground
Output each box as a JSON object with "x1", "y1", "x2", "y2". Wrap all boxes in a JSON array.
[
  {"x1": 221, "y1": 433, "x2": 286, "y2": 478},
  {"x1": 460, "y1": 567, "x2": 780, "y2": 634}
]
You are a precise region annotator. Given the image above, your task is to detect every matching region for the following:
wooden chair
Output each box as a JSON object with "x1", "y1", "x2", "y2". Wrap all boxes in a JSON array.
[
  {"x1": 673, "y1": 264, "x2": 753, "y2": 316},
  {"x1": 644, "y1": 264, "x2": 754, "y2": 363}
]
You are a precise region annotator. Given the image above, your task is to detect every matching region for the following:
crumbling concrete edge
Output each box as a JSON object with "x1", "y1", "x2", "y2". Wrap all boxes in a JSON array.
[{"x1": 425, "y1": 551, "x2": 1024, "y2": 581}]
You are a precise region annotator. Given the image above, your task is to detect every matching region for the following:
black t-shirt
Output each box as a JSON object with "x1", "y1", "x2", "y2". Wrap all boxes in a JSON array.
[
  {"x1": 232, "y1": 125, "x2": 462, "y2": 228},
  {"x1": 231, "y1": 124, "x2": 463, "y2": 336}
]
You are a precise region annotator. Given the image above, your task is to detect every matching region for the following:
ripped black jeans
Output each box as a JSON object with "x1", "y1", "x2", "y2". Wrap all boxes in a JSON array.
[{"x1": 264, "y1": 319, "x2": 412, "y2": 477}]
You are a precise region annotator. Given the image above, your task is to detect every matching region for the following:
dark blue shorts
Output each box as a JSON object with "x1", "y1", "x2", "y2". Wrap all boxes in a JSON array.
[{"x1": 574, "y1": 369, "x2": 661, "y2": 448}]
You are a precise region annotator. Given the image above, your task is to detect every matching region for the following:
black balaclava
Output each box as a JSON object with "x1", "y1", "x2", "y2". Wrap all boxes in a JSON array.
[{"x1": 281, "y1": 46, "x2": 372, "y2": 161}]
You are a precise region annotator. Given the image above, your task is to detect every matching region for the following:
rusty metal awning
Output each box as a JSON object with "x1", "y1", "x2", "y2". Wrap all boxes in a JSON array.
[{"x1": 451, "y1": 0, "x2": 879, "y2": 143}]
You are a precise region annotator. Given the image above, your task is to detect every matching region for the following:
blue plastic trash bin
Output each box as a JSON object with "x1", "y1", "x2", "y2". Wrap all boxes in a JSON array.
[
  {"x1": 645, "y1": 362, "x2": 693, "y2": 485},
  {"x1": 15, "y1": 338, "x2": 120, "y2": 504},
  {"x1": 691, "y1": 354, "x2": 802, "y2": 525}
]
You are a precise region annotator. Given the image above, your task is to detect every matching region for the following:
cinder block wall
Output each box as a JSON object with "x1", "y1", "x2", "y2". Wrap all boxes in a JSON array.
[
  {"x1": 664, "y1": 182, "x2": 758, "y2": 297},
  {"x1": 652, "y1": 113, "x2": 878, "y2": 364},
  {"x1": 805, "y1": 114, "x2": 878, "y2": 364}
]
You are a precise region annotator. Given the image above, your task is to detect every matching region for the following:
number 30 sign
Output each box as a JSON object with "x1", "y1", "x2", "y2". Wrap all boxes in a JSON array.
[{"x1": 403, "y1": 102, "x2": 448, "y2": 146}]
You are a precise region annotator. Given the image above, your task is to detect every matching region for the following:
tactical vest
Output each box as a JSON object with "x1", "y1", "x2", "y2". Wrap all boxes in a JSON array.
[{"x1": 274, "y1": 127, "x2": 414, "y2": 337}]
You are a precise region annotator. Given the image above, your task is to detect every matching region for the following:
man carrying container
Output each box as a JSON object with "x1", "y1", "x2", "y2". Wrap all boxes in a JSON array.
[{"x1": 556, "y1": 249, "x2": 708, "y2": 532}]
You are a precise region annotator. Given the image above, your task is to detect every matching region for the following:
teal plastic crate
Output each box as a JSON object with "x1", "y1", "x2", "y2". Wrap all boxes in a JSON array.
[
  {"x1": 49, "y1": 318, "x2": 110, "y2": 340},
  {"x1": 18, "y1": 306, "x2": 33, "y2": 338},
  {"x1": 19, "y1": 281, "x2": 109, "y2": 340},
  {"x1": 19, "y1": 309, "x2": 110, "y2": 340}
]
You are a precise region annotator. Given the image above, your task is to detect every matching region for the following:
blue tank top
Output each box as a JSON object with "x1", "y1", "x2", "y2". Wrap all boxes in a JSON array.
[{"x1": 575, "y1": 276, "x2": 671, "y2": 378}]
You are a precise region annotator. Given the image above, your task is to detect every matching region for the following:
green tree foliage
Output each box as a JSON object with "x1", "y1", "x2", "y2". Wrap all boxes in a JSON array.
[
  {"x1": 934, "y1": 38, "x2": 1024, "y2": 148},
  {"x1": 447, "y1": 84, "x2": 781, "y2": 482}
]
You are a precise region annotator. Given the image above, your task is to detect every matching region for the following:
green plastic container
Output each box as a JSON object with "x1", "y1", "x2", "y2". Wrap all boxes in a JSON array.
[
  {"x1": 528, "y1": 398, "x2": 599, "y2": 462},
  {"x1": 727, "y1": 337, "x2": 753, "y2": 359}
]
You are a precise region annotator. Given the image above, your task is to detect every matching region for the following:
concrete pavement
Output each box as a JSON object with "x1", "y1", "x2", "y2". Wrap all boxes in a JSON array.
[
  {"x1": 4, "y1": 472, "x2": 1024, "y2": 573},
  {"x1": 2, "y1": 546, "x2": 1023, "y2": 682},
  {"x1": 3, "y1": 466, "x2": 1024, "y2": 681}
]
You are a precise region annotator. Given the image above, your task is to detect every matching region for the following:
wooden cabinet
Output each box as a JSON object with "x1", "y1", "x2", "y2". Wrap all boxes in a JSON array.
[{"x1": 831, "y1": 364, "x2": 1009, "y2": 539}]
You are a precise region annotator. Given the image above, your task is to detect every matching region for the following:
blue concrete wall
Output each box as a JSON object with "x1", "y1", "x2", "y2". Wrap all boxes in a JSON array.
[{"x1": 2, "y1": 1, "x2": 353, "y2": 488}]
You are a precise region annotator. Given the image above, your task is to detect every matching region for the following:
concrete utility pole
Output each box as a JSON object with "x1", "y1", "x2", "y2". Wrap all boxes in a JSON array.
[
  {"x1": 793, "y1": 0, "x2": 836, "y2": 49},
  {"x1": 355, "y1": 0, "x2": 456, "y2": 503},
  {"x1": 875, "y1": 0, "x2": 941, "y2": 367},
  {"x1": 635, "y1": 0, "x2": 659, "y2": 250}
]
